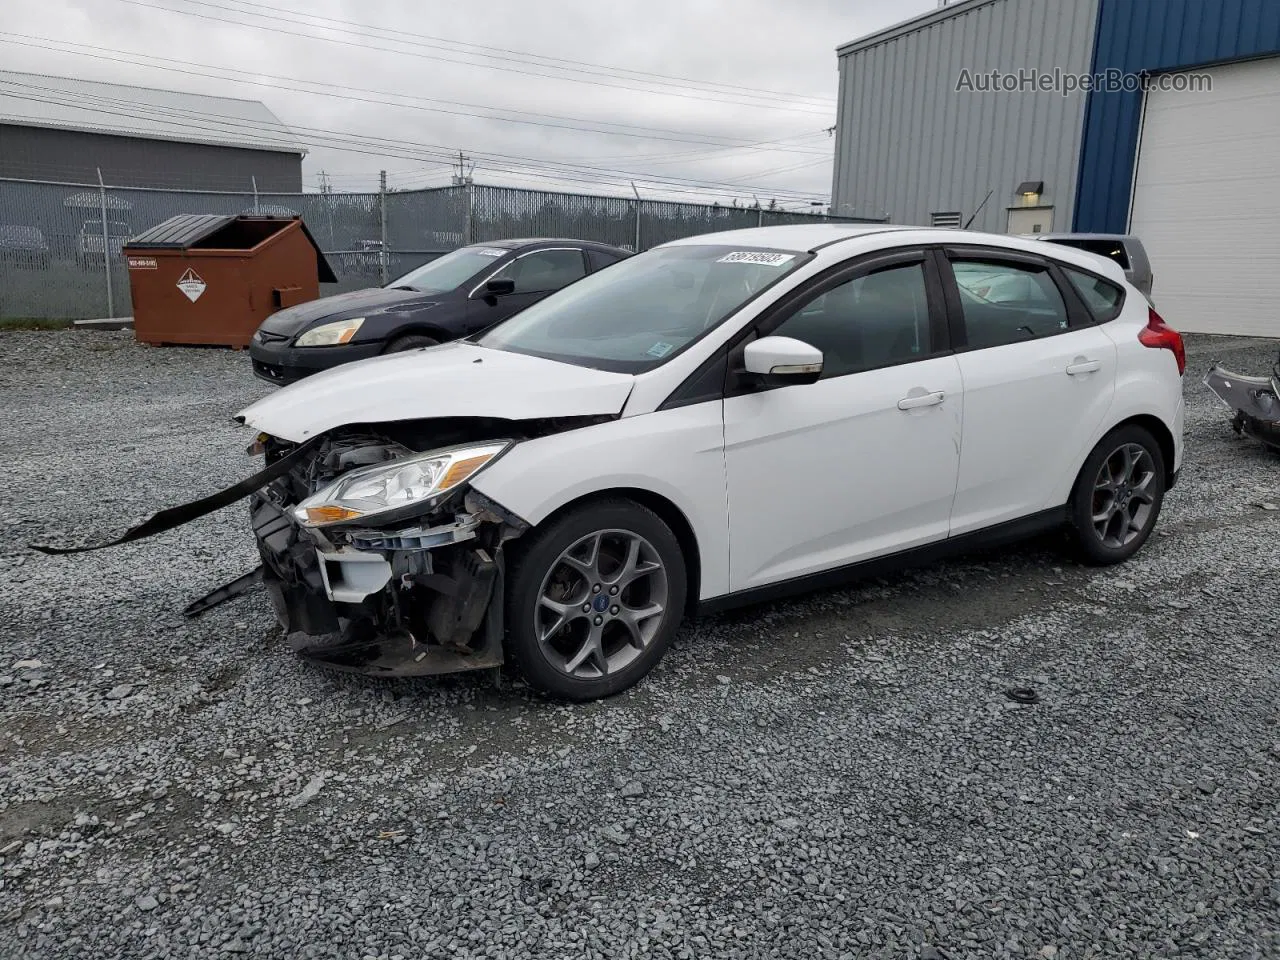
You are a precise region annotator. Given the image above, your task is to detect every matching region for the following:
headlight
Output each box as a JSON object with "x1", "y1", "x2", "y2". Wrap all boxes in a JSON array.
[
  {"x1": 294, "y1": 441, "x2": 510, "y2": 527},
  {"x1": 295, "y1": 317, "x2": 364, "y2": 347}
]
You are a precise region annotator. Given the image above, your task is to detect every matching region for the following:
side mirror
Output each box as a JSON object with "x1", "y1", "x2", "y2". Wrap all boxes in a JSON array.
[
  {"x1": 743, "y1": 336, "x2": 823, "y2": 386},
  {"x1": 485, "y1": 278, "x2": 515, "y2": 296}
]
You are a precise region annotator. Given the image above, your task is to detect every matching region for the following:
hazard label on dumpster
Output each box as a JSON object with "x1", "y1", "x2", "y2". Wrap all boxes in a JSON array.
[{"x1": 176, "y1": 268, "x2": 207, "y2": 303}]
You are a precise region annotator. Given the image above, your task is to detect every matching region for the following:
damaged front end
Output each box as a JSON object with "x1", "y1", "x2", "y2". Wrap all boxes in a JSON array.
[
  {"x1": 1204, "y1": 352, "x2": 1280, "y2": 454},
  {"x1": 244, "y1": 423, "x2": 544, "y2": 677}
]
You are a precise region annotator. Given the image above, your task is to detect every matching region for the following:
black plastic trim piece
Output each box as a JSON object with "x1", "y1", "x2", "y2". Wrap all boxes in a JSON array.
[{"x1": 695, "y1": 507, "x2": 1068, "y2": 615}]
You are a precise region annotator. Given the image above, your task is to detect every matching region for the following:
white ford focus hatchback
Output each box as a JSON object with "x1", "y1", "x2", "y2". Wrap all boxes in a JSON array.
[{"x1": 223, "y1": 224, "x2": 1185, "y2": 700}]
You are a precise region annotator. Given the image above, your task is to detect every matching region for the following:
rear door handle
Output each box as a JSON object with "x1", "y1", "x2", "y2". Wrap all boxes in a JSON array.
[
  {"x1": 897, "y1": 390, "x2": 945, "y2": 410},
  {"x1": 1066, "y1": 359, "x2": 1102, "y2": 375}
]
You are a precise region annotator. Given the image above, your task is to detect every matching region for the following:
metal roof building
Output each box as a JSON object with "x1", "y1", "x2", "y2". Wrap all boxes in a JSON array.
[
  {"x1": 0, "y1": 70, "x2": 304, "y2": 191},
  {"x1": 831, "y1": 0, "x2": 1280, "y2": 337}
]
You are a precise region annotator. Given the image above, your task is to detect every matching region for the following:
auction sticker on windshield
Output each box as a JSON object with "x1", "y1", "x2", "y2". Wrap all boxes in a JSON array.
[
  {"x1": 717, "y1": 251, "x2": 796, "y2": 266},
  {"x1": 646, "y1": 341, "x2": 674, "y2": 358}
]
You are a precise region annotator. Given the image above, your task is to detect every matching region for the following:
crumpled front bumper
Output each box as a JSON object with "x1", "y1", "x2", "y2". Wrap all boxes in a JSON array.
[
  {"x1": 248, "y1": 483, "x2": 514, "y2": 678},
  {"x1": 1204, "y1": 362, "x2": 1280, "y2": 452}
]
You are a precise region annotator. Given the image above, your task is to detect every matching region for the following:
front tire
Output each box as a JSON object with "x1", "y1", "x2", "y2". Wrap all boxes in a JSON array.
[
  {"x1": 505, "y1": 498, "x2": 688, "y2": 701},
  {"x1": 1068, "y1": 424, "x2": 1166, "y2": 565},
  {"x1": 385, "y1": 333, "x2": 439, "y2": 353}
]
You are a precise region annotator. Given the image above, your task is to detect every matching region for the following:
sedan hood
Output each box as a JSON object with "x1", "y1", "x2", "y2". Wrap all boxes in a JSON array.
[
  {"x1": 236, "y1": 342, "x2": 635, "y2": 442},
  {"x1": 257, "y1": 287, "x2": 438, "y2": 337}
]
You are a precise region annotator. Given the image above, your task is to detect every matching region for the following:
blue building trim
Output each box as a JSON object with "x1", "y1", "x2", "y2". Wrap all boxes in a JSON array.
[{"x1": 1073, "y1": 0, "x2": 1280, "y2": 232}]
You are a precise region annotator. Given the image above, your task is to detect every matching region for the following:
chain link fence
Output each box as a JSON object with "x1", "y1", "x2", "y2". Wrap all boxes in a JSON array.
[{"x1": 0, "y1": 177, "x2": 883, "y2": 320}]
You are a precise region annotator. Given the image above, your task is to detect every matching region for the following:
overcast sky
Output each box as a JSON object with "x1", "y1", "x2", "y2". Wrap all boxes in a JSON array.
[{"x1": 2, "y1": 0, "x2": 935, "y2": 205}]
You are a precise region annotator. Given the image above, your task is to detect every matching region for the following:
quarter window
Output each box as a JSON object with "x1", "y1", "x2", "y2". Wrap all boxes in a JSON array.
[
  {"x1": 492, "y1": 249, "x2": 586, "y2": 293},
  {"x1": 769, "y1": 262, "x2": 932, "y2": 378},
  {"x1": 949, "y1": 259, "x2": 1069, "y2": 349},
  {"x1": 1062, "y1": 266, "x2": 1124, "y2": 322}
]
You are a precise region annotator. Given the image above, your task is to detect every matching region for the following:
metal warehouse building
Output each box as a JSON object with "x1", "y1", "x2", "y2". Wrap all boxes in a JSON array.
[
  {"x1": 0, "y1": 71, "x2": 304, "y2": 192},
  {"x1": 832, "y1": 0, "x2": 1280, "y2": 337}
]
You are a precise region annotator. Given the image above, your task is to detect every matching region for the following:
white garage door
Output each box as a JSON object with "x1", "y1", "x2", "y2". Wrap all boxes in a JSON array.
[{"x1": 1129, "y1": 57, "x2": 1280, "y2": 337}]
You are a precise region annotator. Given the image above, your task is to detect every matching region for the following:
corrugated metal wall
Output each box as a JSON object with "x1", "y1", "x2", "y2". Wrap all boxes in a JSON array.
[
  {"x1": 831, "y1": 0, "x2": 1098, "y2": 233},
  {"x1": 1073, "y1": 0, "x2": 1280, "y2": 232},
  {"x1": 0, "y1": 124, "x2": 303, "y2": 191}
]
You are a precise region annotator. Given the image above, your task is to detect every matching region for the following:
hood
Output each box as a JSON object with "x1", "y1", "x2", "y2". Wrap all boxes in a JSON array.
[
  {"x1": 236, "y1": 342, "x2": 635, "y2": 442},
  {"x1": 257, "y1": 287, "x2": 441, "y2": 337}
]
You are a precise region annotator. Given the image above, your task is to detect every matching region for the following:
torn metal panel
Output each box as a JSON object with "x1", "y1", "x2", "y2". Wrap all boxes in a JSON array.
[{"x1": 1204, "y1": 356, "x2": 1280, "y2": 453}]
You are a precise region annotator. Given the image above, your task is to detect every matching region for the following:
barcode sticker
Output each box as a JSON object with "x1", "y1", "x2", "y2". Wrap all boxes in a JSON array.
[{"x1": 717, "y1": 251, "x2": 796, "y2": 266}]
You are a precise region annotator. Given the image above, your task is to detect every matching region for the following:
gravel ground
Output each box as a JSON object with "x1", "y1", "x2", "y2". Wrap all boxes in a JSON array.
[{"x1": 1, "y1": 330, "x2": 1277, "y2": 960}]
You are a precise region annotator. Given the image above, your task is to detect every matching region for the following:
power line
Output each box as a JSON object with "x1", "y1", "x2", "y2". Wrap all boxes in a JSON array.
[
  {"x1": 104, "y1": 0, "x2": 834, "y2": 116},
  {"x1": 0, "y1": 35, "x2": 831, "y2": 156},
  {"x1": 1, "y1": 81, "x2": 831, "y2": 201},
  {"x1": 207, "y1": 0, "x2": 836, "y2": 106}
]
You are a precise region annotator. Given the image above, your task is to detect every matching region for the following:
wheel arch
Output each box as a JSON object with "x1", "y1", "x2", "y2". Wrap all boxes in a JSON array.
[
  {"x1": 380, "y1": 323, "x2": 453, "y2": 352},
  {"x1": 526, "y1": 487, "x2": 702, "y2": 615},
  {"x1": 1108, "y1": 413, "x2": 1177, "y2": 487},
  {"x1": 1071, "y1": 412, "x2": 1178, "y2": 502}
]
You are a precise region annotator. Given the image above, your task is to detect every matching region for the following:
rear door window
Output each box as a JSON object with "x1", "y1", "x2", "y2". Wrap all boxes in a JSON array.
[{"x1": 948, "y1": 258, "x2": 1070, "y2": 349}]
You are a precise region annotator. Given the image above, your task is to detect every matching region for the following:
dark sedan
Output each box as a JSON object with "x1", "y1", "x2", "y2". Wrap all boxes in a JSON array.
[{"x1": 249, "y1": 238, "x2": 631, "y2": 384}]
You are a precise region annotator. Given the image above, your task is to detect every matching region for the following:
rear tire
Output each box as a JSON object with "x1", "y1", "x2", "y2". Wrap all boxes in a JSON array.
[
  {"x1": 1068, "y1": 424, "x2": 1166, "y2": 565},
  {"x1": 505, "y1": 498, "x2": 687, "y2": 701},
  {"x1": 385, "y1": 333, "x2": 439, "y2": 353}
]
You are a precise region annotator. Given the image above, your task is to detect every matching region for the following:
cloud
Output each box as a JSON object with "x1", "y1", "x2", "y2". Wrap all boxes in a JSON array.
[{"x1": 3, "y1": 0, "x2": 933, "y2": 204}]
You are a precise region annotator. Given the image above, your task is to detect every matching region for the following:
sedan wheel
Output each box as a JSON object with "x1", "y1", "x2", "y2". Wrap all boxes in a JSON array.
[
  {"x1": 1070, "y1": 425, "x2": 1166, "y2": 565},
  {"x1": 1091, "y1": 443, "x2": 1157, "y2": 549},
  {"x1": 507, "y1": 500, "x2": 687, "y2": 700},
  {"x1": 536, "y1": 529, "x2": 669, "y2": 679}
]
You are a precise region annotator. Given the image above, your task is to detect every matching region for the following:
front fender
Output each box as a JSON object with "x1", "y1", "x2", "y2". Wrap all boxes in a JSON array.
[{"x1": 469, "y1": 403, "x2": 730, "y2": 599}]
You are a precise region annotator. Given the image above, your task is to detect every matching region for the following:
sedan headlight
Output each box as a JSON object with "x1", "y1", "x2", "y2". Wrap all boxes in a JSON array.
[
  {"x1": 295, "y1": 317, "x2": 365, "y2": 347},
  {"x1": 294, "y1": 441, "x2": 510, "y2": 527}
]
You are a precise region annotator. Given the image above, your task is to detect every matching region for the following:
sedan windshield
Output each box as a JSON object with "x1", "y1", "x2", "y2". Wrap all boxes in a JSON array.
[
  {"x1": 477, "y1": 244, "x2": 809, "y2": 372},
  {"x1": 388, "y1": 245, "x2": 509, "y2": 293}
]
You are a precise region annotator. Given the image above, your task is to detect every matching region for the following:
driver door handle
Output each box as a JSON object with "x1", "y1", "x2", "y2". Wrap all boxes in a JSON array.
[
  {"x1": 897, "y1": 390, "x2": 945, "y2": 410},
  {"x1": 1066, "y1": 359, "x2": 1102, "y2": 376}
]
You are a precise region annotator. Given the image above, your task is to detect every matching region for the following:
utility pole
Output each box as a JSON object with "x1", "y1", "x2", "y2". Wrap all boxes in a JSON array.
[
  {"x1": 378, "y1": 169, "x2": 388, "y2": 285},
  {"x1": 453, "y1": 152, "x2": 475, "y2": 245},
  {"x1": 96, "y1": 167, "x2": 113, "y2": 320},
  {"x1": 630, "y1": 181, "x2": 641, "y2": 252}
]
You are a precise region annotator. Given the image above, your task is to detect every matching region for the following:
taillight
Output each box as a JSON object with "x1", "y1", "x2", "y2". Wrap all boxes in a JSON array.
[{"x1": 1138, "y1": 306, "x2": 1185, "y2": 375}]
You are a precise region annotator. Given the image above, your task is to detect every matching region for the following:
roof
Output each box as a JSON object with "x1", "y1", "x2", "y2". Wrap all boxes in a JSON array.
[
  {"x1": 480, "y1": 238, "x2": 631, "y2": 252},
  {"x1": 837, "y1": 0, "x2": 998, "y2": 57},
  {"x1": 663, "y1": 223, "x2": 906, "y2": 252},
  {"x1": 0, "y1": 70, "x2": 304, "y2": 156}
]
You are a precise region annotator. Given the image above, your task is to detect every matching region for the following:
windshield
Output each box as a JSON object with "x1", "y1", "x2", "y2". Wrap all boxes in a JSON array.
[
  {"x1": 477, "y1": 244, "x2": 810, "y2": 372},
  {"x1": 387, "y1": 245, "x2": 509, "y2": 293}
]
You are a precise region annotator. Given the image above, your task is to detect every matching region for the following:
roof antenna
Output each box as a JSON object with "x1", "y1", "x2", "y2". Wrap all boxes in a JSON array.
[{"x1": 962, "y1": 189, "x2": 994, "y2": 229}]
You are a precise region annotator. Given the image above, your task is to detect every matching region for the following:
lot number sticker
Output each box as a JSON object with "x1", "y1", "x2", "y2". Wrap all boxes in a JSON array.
[
  {"x1": 717, "y1": 251, "x2": 795, "y2": 266},
  {"x1": 176, "y1": 268, "x2": 207, "y2": 303}
]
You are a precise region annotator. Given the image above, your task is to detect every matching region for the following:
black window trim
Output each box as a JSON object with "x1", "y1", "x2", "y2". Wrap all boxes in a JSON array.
[
  {"x1": 659, "y1": 245, "x2": 951, "y2": 409},
  {"x1": 936, "y1": 244, "x2": 1092, "y2": 352}
]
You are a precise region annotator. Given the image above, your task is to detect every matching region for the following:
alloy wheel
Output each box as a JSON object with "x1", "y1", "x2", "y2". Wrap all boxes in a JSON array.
[
  {"x1": 1091, "y1": 442, "x2": 1157, "y2": 549},
  {"x1": 534, "y1": 529, "x2": 669, "y2": 679}
]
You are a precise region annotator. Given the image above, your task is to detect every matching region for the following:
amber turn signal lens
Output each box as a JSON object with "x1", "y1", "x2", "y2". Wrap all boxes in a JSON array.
[
  {"x1": 439, "y1": 454, "x2": 492, "y2": 490},
  {"x1": 302, "y1": 505, "x2": 363, "y2": 524}
]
